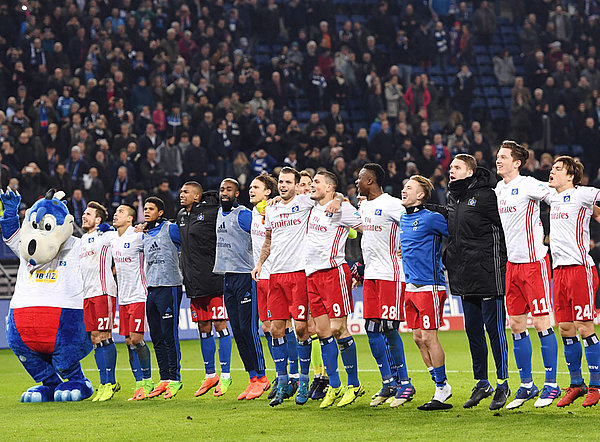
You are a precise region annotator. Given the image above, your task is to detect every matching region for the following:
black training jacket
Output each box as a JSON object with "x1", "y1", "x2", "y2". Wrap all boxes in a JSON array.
[
  {"x1": 177, "y1": 190, "x2": 223, "y2": 298},
  {"x1": 444, "y1": 167, "x2": 507, "y2": 297}
]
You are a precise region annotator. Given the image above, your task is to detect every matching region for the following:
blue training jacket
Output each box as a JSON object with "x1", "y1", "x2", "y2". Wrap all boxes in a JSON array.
[{"x1": 399, "y1": 205, "x2": 448, "y2": 286}]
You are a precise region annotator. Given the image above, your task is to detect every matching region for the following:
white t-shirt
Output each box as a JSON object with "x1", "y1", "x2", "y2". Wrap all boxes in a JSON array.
[
  {"x1": 79, "y1": 230, "x2": 117, "y2": 299},
  {"x1": 304, "y1": 200, "x2": 362, "y2": 276},
  {"x1": 7, "y1": 233, "x2": 85, "y2": 309},
  {"x1": 548, "y1": 186, "x2": 600, "y2": 268},
  {"x1": 110, "y1": 226, "x2": 147, "y2": 305},
  {"x1": 264, "y1": 194, "x2": 314, "y2": 274},
  {"x1": 251, "y1": 206, "x2": 272, "y2": 280},
  {"x1": 359, "y1": 193, "x2": 405, "y2": 281},
  {"x1": 495, "y1": 175, "x2": 549, "y2": 263}
]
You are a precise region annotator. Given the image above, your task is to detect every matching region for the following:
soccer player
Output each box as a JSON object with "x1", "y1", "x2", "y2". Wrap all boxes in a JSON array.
[
  {"x1": 446, "y1": 154, "x2": 510, "y2": 410},
  {"x1": 139, "y1": 197, "x2": 184, "y2": 399},
  {"x1": 110, "y1": 204, "x2": 153, "y2": 400},
  {"x1": 298, "y1": 169, "x2": 328, "y2": 400},
  {"x1": 79, "y1": 202, "x2": 119, "y2": 402},
  {"x1": 214, "y1": 178, "x2": 269, "y2": 400},
  {"x1": 305, "y1": 171, "x2": 365, "y2": 408},
  {"x1": 355, "y1": 163, "x2": 415, "y2": 408},
  {"x1": 178, "y1": 182, "x2": 232, "y2": 397},
  {"x1": 548, "y1": 156, "x2": 600, "y2": 407},
  {"x1": 252, "y1": 167, "x2": 342, "y2": 406},
  {"x1": 399, "y1": 175, "x2": 451, "y2": 410},
  {"x1": 249, "y1": 173, "x2": 282, "y2": 399},
  {"x1": 495, "y1": 141, "x2": 560, "y2": 408}
]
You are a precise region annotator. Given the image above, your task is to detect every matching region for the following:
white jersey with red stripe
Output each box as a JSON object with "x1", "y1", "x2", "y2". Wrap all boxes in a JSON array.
[
  {"x1": 79, "y1": 230, "x2": 117, "y2": 299},
  {"x1": 110, "y1": 226, "x2": 147, "y2": 305},
  {"x1": 495, "y1": 175, "x2": 549, "y2": 263},
  {"x1": 304, "y1": 200, "x2": 362, "y2": 276},
  {"x1": 251, "y1": 206, "x2": 272, "y2": 280},
  {"x1": 264, "y1": 193, "x2": 315, "y2": 274},
  {"x1": 548, "y1": 186, "x2": 600, "y2": 268},
  {"x1": 359, "y1": 193, "x2": 405, "y2": 281}
]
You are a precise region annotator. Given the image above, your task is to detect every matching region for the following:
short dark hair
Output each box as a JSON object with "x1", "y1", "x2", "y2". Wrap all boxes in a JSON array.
[
  {"x1": 121, "y1": 204, "x2": 137, "y2": 218},
  {"x1": 253, "y1": 173, "x2": 278, "y2": 198},
  {"x1": 454, "y1": 154, "x2": 477, "y2": 171},
  {"x1": 363, "y1": 163, "x2": 385, "y2": 187},
  {"x1": 280, "y1": 166, "x2": 301, "y2": 183},
  {"x1": 316, "y1": 170, "x2": 338, "y2": 188},
  {"x1": 182, "y1": 181, "x2": 203, "y2": 194},
  {"x1": 221, "y1": 178, "x2": 240, "y2": 190},
  {"x1": 554, "y1": 155, "x2": 584, "y2": 185},
  {"x1": 500, "y1": 140, "x2": 529, "y2": 170},
  {"x1": 87, "y1": 201, "x2": 108, "y2": 222},
  {"x1": 145, "y1": 196, "x2": 164, "y2": 212}
]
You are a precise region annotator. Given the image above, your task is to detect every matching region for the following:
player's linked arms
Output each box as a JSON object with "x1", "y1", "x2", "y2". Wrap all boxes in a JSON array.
[
  {"x1": 593, "y1": 205, "x2": 600, "y2": 223},
  {"x1": 251, "y1": 229, "x2": 271, "y2": 281}
]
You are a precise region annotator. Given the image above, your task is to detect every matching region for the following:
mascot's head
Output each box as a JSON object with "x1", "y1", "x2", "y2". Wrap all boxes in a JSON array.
[{"x1": 19, "y1": 189, "x2": 74, "y2": 266}]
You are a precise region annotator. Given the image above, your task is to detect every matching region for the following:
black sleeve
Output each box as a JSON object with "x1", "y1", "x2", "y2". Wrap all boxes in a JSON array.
[{"x1": 425, "y1": 203, "x2": 448, "y2": 219}]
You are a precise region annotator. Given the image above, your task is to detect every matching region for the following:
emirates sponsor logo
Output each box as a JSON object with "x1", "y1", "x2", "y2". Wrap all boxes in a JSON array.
[
  {"x1": 271, "y1": 218, "x2": 301, "y2": 228},
  {"x1": 550, "y1": 212, "x2": 569, "y2": 219},
  {"x1": 498, "y1": 206, "x2": 517, "y2": 213},
  {"x1": 308, "y1": 221, "x2": 328, "y2": 232}
]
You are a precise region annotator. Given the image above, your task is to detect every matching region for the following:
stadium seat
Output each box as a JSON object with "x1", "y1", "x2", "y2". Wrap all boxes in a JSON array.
[
  {"x1": 490, "y1": 109, "x2": 507, "y2": 120},
  {"x1": 554, "y1": 144, "x2": 570, "y2": 155},
  {"x1": 483, "y1": 87, "x2": 500, "y2": 97},
  {"x1": 486, "y1": 97, "x2": 503, "y2": 108},
  {"x1": 572, "y1": 145, "x2": 584, "y2": 156},
  {"x1": 471, "y1": 98, "x2": 486, "y2": 109},
  {"x1": 429, "y1": 66, "x2": 443, "y2": 75},
  {"x1": 480, "y1": 76, "x2": 497, "y2": 86}
]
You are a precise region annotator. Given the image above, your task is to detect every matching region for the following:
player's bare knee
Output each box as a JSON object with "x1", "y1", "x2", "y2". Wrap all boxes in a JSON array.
[
  {"x1": 558, "y1": 322, "x2": 576, "y2": 336},
  {"x1": 295, "y1": 321, "x2": 309, "y2": 340},
  {"x1": 532, "y1": 314, "x2": 551, "y2": 332},
  {"x1": 270, "y1": 320, "x2": 285, "y2": 339},
  {"x1": 213, "y1": 320, "x2": 228, "y2": 332},
  {"x1": 575, "y1": 321, "x2": 595, "y2": 338},
  {"x1": 261, "y1": 322, "x2": 271, "y2": 334},
  {"x1": 90, "y1": 331, "x2": 102, "y2": 345},
  {"x1": 197, "y1": 321, "x2": 211, "y2": 334},
  {"x1": 125, "y1": 336, "x2": 132, "y2": 346},
  {"x1": 509, "y1": 315, "x2": 527, "y2": 334},
  {"x1": 130, "y1": 333, "x2": 143, "y2": 345}
]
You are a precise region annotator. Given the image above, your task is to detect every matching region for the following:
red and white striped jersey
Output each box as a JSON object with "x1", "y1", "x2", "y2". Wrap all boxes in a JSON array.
[
  {"x1": 359, "y1": 193, "x2": 405, "y2": 281},
  {"x1": 251, "y1": 206, "x2": 272, "y2": 280},
  {"x1": 79, "y1": 230, "x2": 117, "y2": 299},
  {"x1": 264, "y1": 194, "x2": 314, "y2": 274},
  {"x1": 548, "y1": 186, "x2": 600, "y2": 268},
  {"x1": 304, "y1": 200, "x2": 362, "y2": 276},
  {"x1": 495, "y1": 175, "x2": 549, "y2": 263},
  {"x1": 109, "y1": 226, "x2": 147, "y2": 305}
]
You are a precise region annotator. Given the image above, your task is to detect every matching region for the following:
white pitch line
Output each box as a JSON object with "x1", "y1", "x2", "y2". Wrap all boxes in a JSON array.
[{"x1": 112, "y1": 368, "x2": 573, "y2": 375}]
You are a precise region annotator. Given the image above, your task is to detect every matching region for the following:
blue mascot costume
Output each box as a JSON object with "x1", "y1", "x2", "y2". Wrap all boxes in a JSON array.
[{"x1": 1, "y1": 188, "x2": 93, "y2": 402}]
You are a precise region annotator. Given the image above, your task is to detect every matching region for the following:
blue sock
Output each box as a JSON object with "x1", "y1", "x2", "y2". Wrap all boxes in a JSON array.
[
  {"x1": 103, "y1": 339, "x2": 117, "y2": 384},
  {"x1": 563, "y1": 336, "x2": 583, "y2": 386},
  {"x1": 264, "y1": 331, "x2": 274, "y2": 361},
  {"x1": 128, "y1": 345, "x2": 143, "y2": 382},
  {"x1": 200, "y1": 332, "x2": 216, "y2": 375},
  {"x1": 216, "y1": 329, "x2": 232, "y2": 375},
  {"x1": 286, "y1": 328, "x2": 299, "y2": 376},
  {"x1": 367, "y1": 330, "x2": 394, "y2": 383},
  {"x1": 384, "y1": 330, "x2": 410, "y2": 383},
  {"x1": 249, "y1": 370, "x2": 257, "y2": 380},
  {"x1": 320, "y1": 336, "x2": 340, "y2": 388},
  {"x1": 337, "y1": 336, "x2": 359, "y2": 387},
  {"x1": 476, "y1": 379, "x2": 490, "y2": 388},
  {"x1": 297, "y1": 338, "x2": 312, "y2": 382},
  {"x1": 384, "y1": 338, "x2": 398, "y2": 382},
  {"x1": 583, "y1": 334, "x2": 600, "y2": 387},
  {"x1": 539, "y1": 328, "x2": 558, "y2": 384},
  {"x1": 433, "y1": 365, "x2": 447, "y2": 387},
  {"x1": 134, "y1": 341, "x2": 151, "y2": 380},
  {"x1": 93, "y1": 344, "x2": 107, "y2": 384},
  {"x1": 272, "y1": 336, "x2": 289, "y2": 385},
  {"x1": 512, "y1": 331, "x2": 533, "y2": 384}
]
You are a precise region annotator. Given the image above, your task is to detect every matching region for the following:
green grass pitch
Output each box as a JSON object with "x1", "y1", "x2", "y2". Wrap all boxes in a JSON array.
[{"x1": 0, "y1": 329, "x2": 598, "y2": 441}]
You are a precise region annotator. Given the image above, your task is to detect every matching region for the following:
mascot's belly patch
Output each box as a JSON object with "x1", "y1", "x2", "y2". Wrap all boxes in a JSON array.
[{"x1": 13, "y1": 307, "x2": 61, "y2": 354}]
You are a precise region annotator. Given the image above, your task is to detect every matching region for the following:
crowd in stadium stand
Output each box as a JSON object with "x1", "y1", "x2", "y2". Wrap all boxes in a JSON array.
[{"x1": 0, "y1": 0, "x2": 599, "y2": 243}]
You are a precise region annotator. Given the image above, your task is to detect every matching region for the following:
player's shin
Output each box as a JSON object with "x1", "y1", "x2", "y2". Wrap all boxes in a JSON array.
[
  {"x1": 103, "y1": 338, "x2": 117, "y2": 384},
  {"x1": 562, "y1": 336, "x2": 584, "y2": 385},
  {"x1": 383, "y1": 326, "x2": 410, "y2": 383},
  {"x1": 583, "y1": 334, "x2": 600, "y2": 387},
  {"x1": 538, "y1": 328, "x2": 558, "y2": 385},
  {"x1": 337, "y1": 336, "x2": 359, "y2": 387},
  {"x1": 512, "y1": 330, "x2": 533, "y2": 385},
  {"x1": 216, "y1": 329, "x2": 232, "y2": 378},
  {"x1": 320, "y1": 336, "x2": 341, "y2": 388}
]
